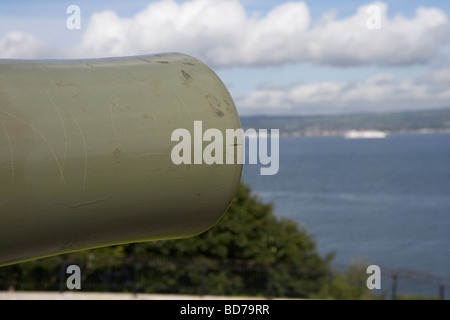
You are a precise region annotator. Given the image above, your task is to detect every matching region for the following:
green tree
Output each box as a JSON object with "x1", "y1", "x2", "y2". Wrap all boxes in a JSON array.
[
  {"x1": 312, "y1": 261, "x2": 387, "y2": 300},
  {"x1": 127, "y1": 183, "x2": 333, "y2": 297}
]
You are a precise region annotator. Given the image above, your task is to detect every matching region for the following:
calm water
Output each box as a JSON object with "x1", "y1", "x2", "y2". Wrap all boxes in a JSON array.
[{"x1": 241, "y1": 133, "x2": 450, "y2": 278}]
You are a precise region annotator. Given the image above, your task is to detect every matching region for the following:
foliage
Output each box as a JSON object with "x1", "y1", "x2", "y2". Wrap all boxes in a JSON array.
[
  {"x1": 125, "y1": 182, "x2": 334, "y2": 297},
  {"x1": 312, "y1": 261, "x2": 387, "y2": 300}
]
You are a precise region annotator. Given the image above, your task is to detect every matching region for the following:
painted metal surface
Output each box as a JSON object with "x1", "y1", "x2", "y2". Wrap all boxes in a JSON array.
[{"x1": 0, "y1": 53, "x2": 242, "y2": 266}]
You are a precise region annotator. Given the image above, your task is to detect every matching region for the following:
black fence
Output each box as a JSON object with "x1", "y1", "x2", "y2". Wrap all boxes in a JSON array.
[
  {"x1": 381, "y1": 267, "x2": 449, "y2": 300},
  {"x1": 1, "y1": 257, "x2": 448, "y2": 300},
  {"x1": 62, "y1": 257, "x2": 329, "y2": 298},
  {"x1": 331, "y1": 264, "x2": 449, "y2": 300}
]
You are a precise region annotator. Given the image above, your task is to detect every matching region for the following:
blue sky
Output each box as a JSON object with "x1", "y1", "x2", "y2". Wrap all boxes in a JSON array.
[{"x1": 1, "y1": 0, "x2": 450, "y2": 116}]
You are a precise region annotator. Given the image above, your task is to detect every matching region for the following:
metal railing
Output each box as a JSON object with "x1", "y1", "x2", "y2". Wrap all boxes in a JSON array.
[{"x1": 1, "y1": 258, "x2": 448, "y2": 299}]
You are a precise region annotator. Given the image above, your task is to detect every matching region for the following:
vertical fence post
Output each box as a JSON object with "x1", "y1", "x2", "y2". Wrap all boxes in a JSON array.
[
  {"x1": 58, "y1": 256, "x2": 67, "y2": 293},
  {"x1": 391, "y1": 273, "x2": 398, "y2": 300},
  {"x1": 266, "y1": 265, "x2": 273, "y2": 299},
  {"x1": 439, "y1": 284, "x2": 445, "y2": 300},
  {"x1": 200, "y1": 266, "x2": 207, "y2": 296},
  {"x1": 133, "y1": 262, "x2": 141, "y2": 295}
]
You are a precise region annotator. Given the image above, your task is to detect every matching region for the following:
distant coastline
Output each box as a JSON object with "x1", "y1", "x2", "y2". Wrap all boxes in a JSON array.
[
  {"x1": 240, "y1": 107, "x2": 450, "y2": 138},
  {"x1": 276, "y1": 128, "x2": 450, "y2": 138}
]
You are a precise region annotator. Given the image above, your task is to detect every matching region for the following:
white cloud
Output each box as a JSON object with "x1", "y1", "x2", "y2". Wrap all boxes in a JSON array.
[
  {"x1": 2, "y1": 0, "x2": 446, "y2": 67},
  {"x1": 236, "y1": 70, "x2": 450, "y2": 115},
  {"x1": 1, "y1": 1, "x2": 449, "y2": 116},
  {"x1": 0, "y1": 31, "x2": 56, "y2": 59},
  {"x1": 306, "y1": 3, "x2": 450, "y2": 66},
  {"x1": 70, "y1": 0, "x2": 449, "y2": 67}
]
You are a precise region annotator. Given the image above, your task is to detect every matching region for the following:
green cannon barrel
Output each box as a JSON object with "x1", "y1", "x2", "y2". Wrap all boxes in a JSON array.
[{"x1": 0, "y1": 53, "x2": 242, "y2": 266}]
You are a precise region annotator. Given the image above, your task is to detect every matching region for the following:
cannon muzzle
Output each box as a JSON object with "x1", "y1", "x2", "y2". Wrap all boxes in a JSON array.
[{"x1": 0, "y1": 53, "x2": 242, "y2": 266}]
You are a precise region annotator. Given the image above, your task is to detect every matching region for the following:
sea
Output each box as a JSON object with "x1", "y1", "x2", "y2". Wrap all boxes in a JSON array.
[{"x1": 241, "y1": 133, "x2": 450, "y2": 296}]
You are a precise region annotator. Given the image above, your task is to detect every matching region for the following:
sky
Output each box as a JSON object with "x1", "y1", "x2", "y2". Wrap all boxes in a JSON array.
[{"x1": 1, "y1": 0, "x2": 450, "y2": 116}]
